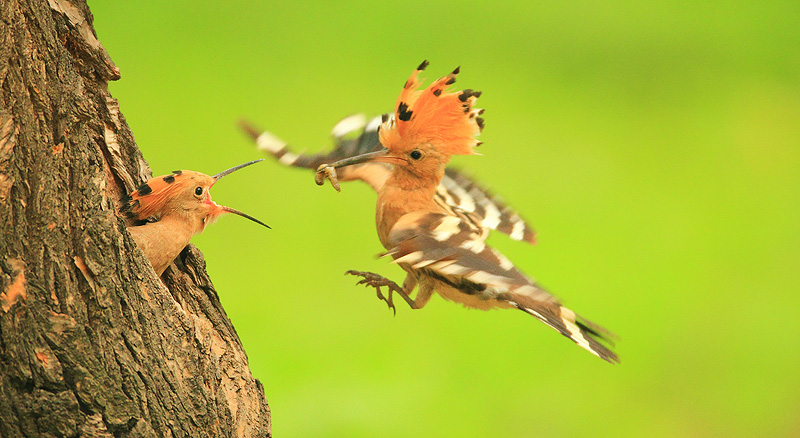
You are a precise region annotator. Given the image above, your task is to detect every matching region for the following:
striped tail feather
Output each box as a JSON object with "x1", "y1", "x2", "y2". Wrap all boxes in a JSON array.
[{"x1": 510, "y1": 297, "x2": 618, "y2": 363}]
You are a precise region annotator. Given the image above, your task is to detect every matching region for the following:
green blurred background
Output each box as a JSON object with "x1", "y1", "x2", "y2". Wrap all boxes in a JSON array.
[{"x1": 90, "y1": 1, "x2": 799, "y2": 436}]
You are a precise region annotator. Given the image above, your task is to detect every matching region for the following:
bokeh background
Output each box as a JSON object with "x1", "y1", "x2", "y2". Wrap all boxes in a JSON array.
[{"x1": 89, "y1": 1, "x2": 799, "y2": 436}]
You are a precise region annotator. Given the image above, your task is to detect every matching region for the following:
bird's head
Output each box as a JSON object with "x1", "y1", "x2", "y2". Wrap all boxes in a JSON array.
[
  {"x1": 319, "y1": 61, "x2": 484, "y2": 188},
  {"x1": 120, "y1": 159, "x2": 270, "y2": 233}
]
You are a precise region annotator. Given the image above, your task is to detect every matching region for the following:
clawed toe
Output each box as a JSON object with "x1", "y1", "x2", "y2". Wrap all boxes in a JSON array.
[{"x1": 345, "y1": 270, "x2": 402, "y2": 314}]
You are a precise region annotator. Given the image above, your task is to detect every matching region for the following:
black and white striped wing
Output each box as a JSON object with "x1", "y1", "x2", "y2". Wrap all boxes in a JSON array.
[
  {"x1": 386, "y1": 212, "x2": 533, "y2": 290},
  {"x1": 385, "y1": 212, "x2": 618, "y2": 363},
  {"x1": 241, "y1": 114, "x2": 385, "y2": 170},
  {"x1": 438, "y1": 169, "x2": 537, "y2": 245}
]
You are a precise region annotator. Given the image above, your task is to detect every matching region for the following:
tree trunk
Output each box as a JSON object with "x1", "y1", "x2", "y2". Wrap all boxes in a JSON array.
[{"x1": 0, "y1": 1, "x2": 271, "y2": 436}]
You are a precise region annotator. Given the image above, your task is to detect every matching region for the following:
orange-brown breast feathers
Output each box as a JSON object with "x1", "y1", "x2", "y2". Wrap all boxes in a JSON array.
[
  {"x1": 120, "y1": 170, "x2": 207, "y2": 222},
  {"x1": 380, "y1": 61, "x2": 484, "y2": 157}
]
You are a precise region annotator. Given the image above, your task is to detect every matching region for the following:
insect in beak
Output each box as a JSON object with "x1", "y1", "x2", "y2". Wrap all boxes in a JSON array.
[{"x1": 314, "y1": 149, "x2": 406, "y2": 191}]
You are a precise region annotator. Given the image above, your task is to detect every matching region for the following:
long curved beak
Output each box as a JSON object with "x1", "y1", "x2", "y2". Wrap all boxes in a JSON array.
[
  {"x1": 212, "y1": 159, "x2": 265, "y2": 183},
  {"x1": 325, "y1": 149, "x2": 406, "y2": 168},
  {"x1": 315, "y1": 149, "x2": 405, "y2": 191},
  {"x1": 220, "y1": 205, "x2": 271, "y2": 229}
]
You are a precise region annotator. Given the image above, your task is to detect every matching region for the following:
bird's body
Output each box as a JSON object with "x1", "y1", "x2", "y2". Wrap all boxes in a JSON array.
[
  {"x1": 120, "y1": 161, "x2": 269, "y2": 276},
  {"x1": 316, "y1": 62, "x2": 618, "y2": 363}
]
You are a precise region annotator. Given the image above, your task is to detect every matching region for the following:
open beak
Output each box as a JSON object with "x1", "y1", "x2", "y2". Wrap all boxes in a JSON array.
[
  {"x1": 210, "y1": 159, "x2": 270, "y2": 229},
  {"x1": 220, "y1": 205, "x2": 271, "y2": 229}
]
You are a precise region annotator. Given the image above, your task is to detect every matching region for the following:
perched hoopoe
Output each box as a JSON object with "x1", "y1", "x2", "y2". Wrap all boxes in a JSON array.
[
  {"x1": 240, "y1": 114, "x2": 537, "y2": 245},
  {"x1": 315, "y1": 62, "x2": 618, "y2": 363},
  {"x1": 120, "y1": 159, "x2": 270, "y2": 276}
]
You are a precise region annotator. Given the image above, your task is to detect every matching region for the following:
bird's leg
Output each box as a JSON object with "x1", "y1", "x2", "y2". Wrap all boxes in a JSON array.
[{"x1": 345, "y1": 270, "x2": 416, "y2": 315}]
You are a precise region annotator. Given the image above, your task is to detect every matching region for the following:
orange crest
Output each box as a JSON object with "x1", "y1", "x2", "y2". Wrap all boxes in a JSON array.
[{"x1": 379, "y1": 61, "x2": 484, "y2": 157}]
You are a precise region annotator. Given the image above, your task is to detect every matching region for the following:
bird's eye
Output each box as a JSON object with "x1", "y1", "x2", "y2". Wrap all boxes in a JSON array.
[
  {"x1": 194, "y1": 186, "x2": 203, "y2": 196},
  {"x1": 410, "y1": 150, "x2": 422, "y2": 160}
]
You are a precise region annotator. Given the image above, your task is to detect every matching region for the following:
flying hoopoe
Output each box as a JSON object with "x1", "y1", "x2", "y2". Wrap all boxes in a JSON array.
[
  {"x1": 315, "y1": 62, "x2": 618, "y2": 363},
  {"x1": 240, "y1": 114, "x2": 537, "y2": 245},
  {"x1": 120, "y1": 159, "x2": 270, "y2": 276}
]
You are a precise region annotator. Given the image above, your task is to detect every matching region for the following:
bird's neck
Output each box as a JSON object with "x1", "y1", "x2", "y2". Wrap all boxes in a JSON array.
[
  {"x1": 376, "y1": 169, "x2": 442, "y2": 249},
  {"x1": 127, "y1": 214, "x2": 198, "y2": 275},
  {"x1": 163, "y1": 205, "x2": 211, "y2": 235}
]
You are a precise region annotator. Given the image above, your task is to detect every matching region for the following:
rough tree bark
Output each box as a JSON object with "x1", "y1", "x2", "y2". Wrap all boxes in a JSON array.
[{"x1": 0, "y1": 1, "x2": 271, "y2": 436}]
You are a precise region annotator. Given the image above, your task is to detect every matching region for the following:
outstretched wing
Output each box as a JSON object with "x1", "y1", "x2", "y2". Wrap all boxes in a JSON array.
[
  {"x1": 240, "y1": 115, "x2": 391, "y2": 191},
  {"x1": 241, "y1": 115, "x2": 537, "y2": 244},
  {"x1": 385, "y1": 211, "x2": 618, "y2": 363}
]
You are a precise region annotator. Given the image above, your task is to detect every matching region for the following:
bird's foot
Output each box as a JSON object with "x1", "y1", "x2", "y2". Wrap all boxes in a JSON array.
[
  {"x1": 315, "y1": 164, "x2": 340, "y2": 192},
  {"x1": 345, "y1": 270, "x2": 406, "y2": 315}
]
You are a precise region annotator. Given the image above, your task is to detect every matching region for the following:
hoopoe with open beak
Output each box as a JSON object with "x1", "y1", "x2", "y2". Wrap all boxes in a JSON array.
[
  {"x1": 240, "y1": 114, "x2": 537, "y2": 245},
  {"x1": 315, "y1": 62, "x2": 618, "y2": 363},
  {"x1": 120, "y1": 159, "x2": 270, "y2": 276}
]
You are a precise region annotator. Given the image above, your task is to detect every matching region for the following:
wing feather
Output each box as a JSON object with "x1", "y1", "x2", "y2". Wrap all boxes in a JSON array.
[{"x1": 386, "y1": 211, "x2": 618, "y2": 363}]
